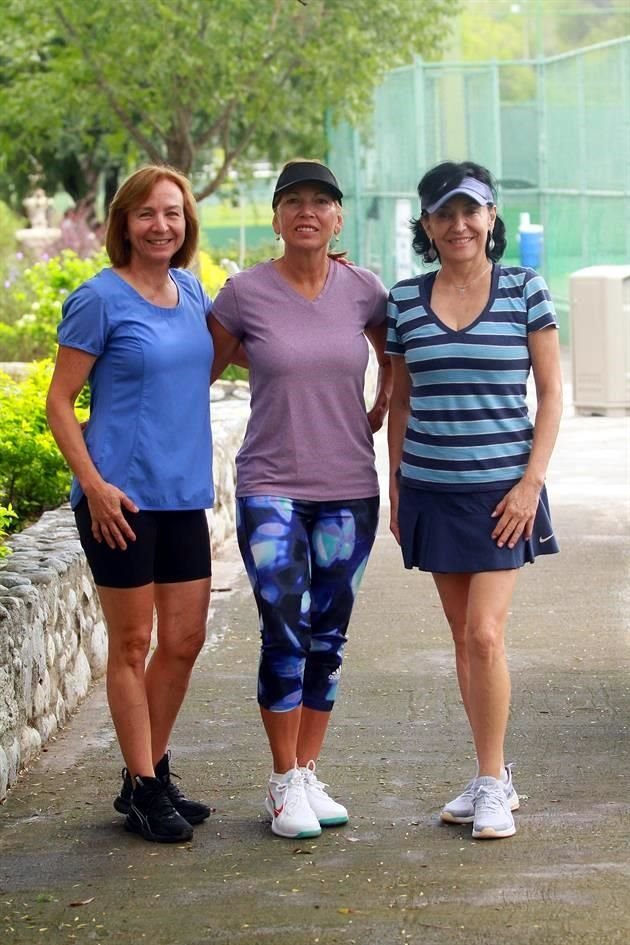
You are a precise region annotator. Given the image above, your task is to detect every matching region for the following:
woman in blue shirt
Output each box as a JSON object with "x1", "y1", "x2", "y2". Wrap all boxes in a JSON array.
[
  {"x1": 387, "y1": 161, "x2": 562, "y2": 840},
  {"x1": 46, "y1": 166, "x2": 214, "y2": 843}
]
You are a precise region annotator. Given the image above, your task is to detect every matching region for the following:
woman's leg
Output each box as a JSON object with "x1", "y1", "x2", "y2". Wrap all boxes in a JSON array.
[
  {"x1": 433, "y1": 569, "x2": 517, "y2": 778},
  {"x1": 99, "y1": 582, "x2": 197, "y2": 843},
  {"x1": 237, "y1": 496, "x2": 322, "y2": 837},
  {"x1": 464, "y1": 570, "x2": 517, "y2": 778},
  {"x1": 296, "y1": 708, "x2": 330, "y2": 768},
  {"x1": 432, "y1": 572, "x2": 474, "y2": 727},
  {"x1": 97, "y1": 583, "x2": 155, "y2": 778},
  {"x1": 298, "y1": 497, "x2": 379, "y2": 764},
  {"x1": 148, "y1": 577, "x2": 211, "y2": 762},
  {"x1": 236, "y1": 496, "x2": 313, "y2": 774},
  {"x1": 260, "y1": 706, "x2": 303, "y2": 773}
]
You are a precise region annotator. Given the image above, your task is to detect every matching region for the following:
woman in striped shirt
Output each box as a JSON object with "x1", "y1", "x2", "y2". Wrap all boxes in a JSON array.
[{"x1": 386, "y1": 161, "x2": 562, "y2": 840}]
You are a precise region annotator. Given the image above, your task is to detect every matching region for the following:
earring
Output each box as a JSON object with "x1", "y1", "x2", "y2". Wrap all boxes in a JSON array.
[
  {"x1": 487, "y1": 231, "x2": 495, "y2": 252},
  {"x1": 426, "y1": 239, "x2": 438, "y2": 262},
  {"x1": 275, "y1": 234, "x2": 281, "y2": 241}
]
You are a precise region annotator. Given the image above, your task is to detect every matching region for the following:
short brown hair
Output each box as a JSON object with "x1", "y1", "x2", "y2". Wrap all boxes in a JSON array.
[{"x1": 105, "y1": 165, "x2": 199, "y2": 268}]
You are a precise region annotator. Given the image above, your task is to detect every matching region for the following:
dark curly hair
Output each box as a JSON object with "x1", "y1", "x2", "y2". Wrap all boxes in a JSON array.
[{"x1": 411, "y1": 161, "x2": 507, "y2": 264}]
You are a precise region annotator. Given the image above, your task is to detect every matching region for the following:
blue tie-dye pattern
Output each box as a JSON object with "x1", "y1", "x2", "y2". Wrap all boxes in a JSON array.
[
  {"x1": 236, "y1": 495, "x2": 379, "y2": 713},
  {"x1": 251, "y1": 539, "x2": 280, "y2": 570},
  {"x1": 350, "y1": 555, "x2": 369, "y2": 597},
  {"x1": 256, "y1": 521, "x2": 291, "y2": 538},
  {"x1": 313, "y1": 514, "x2": 356, "y2": 566}
]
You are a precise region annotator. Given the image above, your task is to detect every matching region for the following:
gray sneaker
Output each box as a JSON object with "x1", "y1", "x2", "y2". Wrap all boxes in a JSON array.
[
  {"x1": 440, "y1": 764, "x2": 519, "y2": 825},
  {"x1": 472, "y1": 776, "x2": 517, "y2": 839}
]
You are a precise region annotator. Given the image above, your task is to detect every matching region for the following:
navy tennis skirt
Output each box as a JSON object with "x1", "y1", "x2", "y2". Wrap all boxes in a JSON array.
[{"x1": 397, "y1": 483, "x2": 559, "y2": 574}]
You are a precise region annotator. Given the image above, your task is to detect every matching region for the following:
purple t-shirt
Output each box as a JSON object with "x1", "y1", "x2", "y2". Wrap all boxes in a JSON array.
[{"x1": 212, "y1": 259, "x2": 387, "y2": 501}]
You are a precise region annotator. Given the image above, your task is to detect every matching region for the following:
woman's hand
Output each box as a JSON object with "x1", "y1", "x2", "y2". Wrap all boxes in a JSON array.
[
  {"x1": 85, "y1": 482, "x2": 139, "y2": 550},
  {"x1": 491, "y1": 478, "x2": 541, "y2": 549},
  {"x1": 367, "y1": 394, "x2": 388, "y2": 433}
]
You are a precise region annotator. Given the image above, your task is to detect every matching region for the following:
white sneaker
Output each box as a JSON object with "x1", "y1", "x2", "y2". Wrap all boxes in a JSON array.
[
  {"x1": 300, "y1": 761, "x2": 349, "y2": 827},
  {"x1": 264, "y1": 769, "x2": 322, "y2": 839},
  {"x1": 472, "y1": 776, "x2": 517, "y2": 839},
  {"x1": 440, "y1": 764, "x2": 519, "y2": 825}
]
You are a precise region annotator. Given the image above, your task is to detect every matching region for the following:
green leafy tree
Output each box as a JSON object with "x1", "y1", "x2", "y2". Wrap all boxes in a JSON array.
[
  {"x1": 456, "y1": 0, "x2": 630, "y2": 62},
  {"x1": 0, "y1": 0, "x2": 459, "y2": 214}
]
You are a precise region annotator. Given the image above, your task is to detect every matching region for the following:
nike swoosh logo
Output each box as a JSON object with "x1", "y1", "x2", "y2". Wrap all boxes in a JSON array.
[
  {"x1": 268, "y1": 791, "x2": 284, "y2": 818},
  {"x1": 539, "y1": 534, "x2": 554, "y2": 543}
]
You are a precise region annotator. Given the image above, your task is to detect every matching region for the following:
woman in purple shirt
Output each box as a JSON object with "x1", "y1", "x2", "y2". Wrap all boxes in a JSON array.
[{"x1": 210, "y1": 160, "x2": 391, "y2": 839}]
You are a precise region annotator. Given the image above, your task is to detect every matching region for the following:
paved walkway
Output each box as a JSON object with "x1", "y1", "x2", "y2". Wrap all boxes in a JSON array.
[{"x1": 1, "y1": 351, "x2": 629, "y2": 945}]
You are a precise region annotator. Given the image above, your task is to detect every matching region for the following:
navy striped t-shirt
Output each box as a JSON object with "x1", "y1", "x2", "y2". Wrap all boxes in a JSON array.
[{"x1": 385, "y1": 265, "x2": 558, "y2": 492}]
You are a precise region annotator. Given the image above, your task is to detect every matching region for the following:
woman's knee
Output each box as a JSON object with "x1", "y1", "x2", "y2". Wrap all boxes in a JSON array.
[
  {"x1": 466, "y1": 617, "x2": 506, "y2": 661},
  {"x1": 158, "y1": 620, "x2": 207, "y2": 665},
  {"x1": 108, "y1": 625, "x2": 152, "y2": 670},
  {"x1": 259, "y1": 647, "x2": 306, "y2": 711}
]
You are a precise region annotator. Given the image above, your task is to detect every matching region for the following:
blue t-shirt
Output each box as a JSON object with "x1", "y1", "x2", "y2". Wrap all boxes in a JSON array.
[
  {"x1": 57, "y1": 267, "x2": 214, "y2": 510},
  {"x1": 386, "y1": 265, "x2": 558, "y2": 491}
]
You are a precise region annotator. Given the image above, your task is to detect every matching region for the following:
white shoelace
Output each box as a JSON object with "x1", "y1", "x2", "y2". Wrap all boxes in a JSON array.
[
  {"x1": 274, "y1": 771, "x2": 306, "y2": 814},
  {"x1": 475, "y1": 785, "x2": 506, "y2": 812}
]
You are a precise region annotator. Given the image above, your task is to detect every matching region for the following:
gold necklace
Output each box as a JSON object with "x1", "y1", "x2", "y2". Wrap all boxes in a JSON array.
[{"x1": 439, "y1": 264, "x2": 491, "y2": 293}]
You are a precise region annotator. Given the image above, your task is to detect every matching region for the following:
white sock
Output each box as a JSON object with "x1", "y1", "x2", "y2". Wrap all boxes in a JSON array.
[{"x1": 474, "y1": 765, "x2": 508, "y2": 782}]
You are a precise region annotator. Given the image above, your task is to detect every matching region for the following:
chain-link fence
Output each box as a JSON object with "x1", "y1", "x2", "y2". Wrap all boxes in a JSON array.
[{"x1": 328, "y1": 37, "x2": 630, "y2": 342}]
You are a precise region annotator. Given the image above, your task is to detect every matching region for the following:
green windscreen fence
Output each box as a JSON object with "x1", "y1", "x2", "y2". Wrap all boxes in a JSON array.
[{"x1": 328, "y1": 38, "x2": 630, "y2": 343}]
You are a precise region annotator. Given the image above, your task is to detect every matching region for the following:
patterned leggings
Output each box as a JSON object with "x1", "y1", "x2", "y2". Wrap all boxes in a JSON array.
[{"x1": 236, "y1": 495, "x2": 380, "y2": 713}]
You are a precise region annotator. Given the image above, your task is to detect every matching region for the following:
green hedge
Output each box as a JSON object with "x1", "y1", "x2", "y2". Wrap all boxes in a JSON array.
[{"x1": 0, "y1": 362, "x2": 87, "y2": 533}]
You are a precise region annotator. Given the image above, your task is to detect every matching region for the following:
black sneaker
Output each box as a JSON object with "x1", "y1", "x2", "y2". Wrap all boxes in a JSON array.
[
  {"x1": 124, "y1": 776, "x2": 193, "y2": 843},
  {"x1": 114, "y1": 754, "x2": 211, "y2": 825},
  {"x1": 113, "y1": 768, "x2": 134, "y2": 815},
  {"x1": 155, "y1": 753, "x2": 211, "y2": 825}
]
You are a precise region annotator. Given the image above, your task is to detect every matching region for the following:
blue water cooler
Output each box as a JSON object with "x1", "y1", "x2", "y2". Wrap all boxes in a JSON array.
[{"x1": 518, "y1": 213, "x2": 544, "y2": 269}]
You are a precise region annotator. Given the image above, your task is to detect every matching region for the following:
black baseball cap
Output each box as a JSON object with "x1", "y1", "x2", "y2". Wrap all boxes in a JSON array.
[{"x1": 272, "y1": 161, "x2": 343, "y2": 207}]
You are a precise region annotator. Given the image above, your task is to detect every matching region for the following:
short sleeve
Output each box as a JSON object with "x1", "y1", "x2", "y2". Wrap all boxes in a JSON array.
[
  {"x1": 57, "y1": 283, "x2": 108, "y2": 355},
  {"x1": 524, "y1": 271, "x2": 558, "y2": 333},
  {"x1": 385, "y1": 296, "x2": 405, "y2": 356},
  {"x1": 364, "y1": 270, "x2": 388, "y2": 328},
  {"x1": 174, "y1": 268, "x2": 213, "y2": 317},
  {"x1": 211, "y1": 277, "x2": 243, "y2": 339}
]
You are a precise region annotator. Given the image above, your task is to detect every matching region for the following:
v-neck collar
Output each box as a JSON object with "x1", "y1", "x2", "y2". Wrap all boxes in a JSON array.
[
  {"x1": 268, "y1": 258, "x2": 335, "y2": 305},
  {"x1": 421, "y1": 265, "x2": 498, "y2": 335}
]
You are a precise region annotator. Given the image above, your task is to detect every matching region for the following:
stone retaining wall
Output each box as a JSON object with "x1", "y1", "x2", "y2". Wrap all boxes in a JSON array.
[{"x1": 0, "y1": 392, "x2": 248, "y2": 801}]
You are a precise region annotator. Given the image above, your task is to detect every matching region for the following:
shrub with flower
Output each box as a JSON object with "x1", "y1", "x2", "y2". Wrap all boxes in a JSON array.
[
  {"x1": 0, "y1": 249, "x2": 109, "y2": 361},
  {"x1": 197, "y1": 249, "x2": 229, "y2": 298}
]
